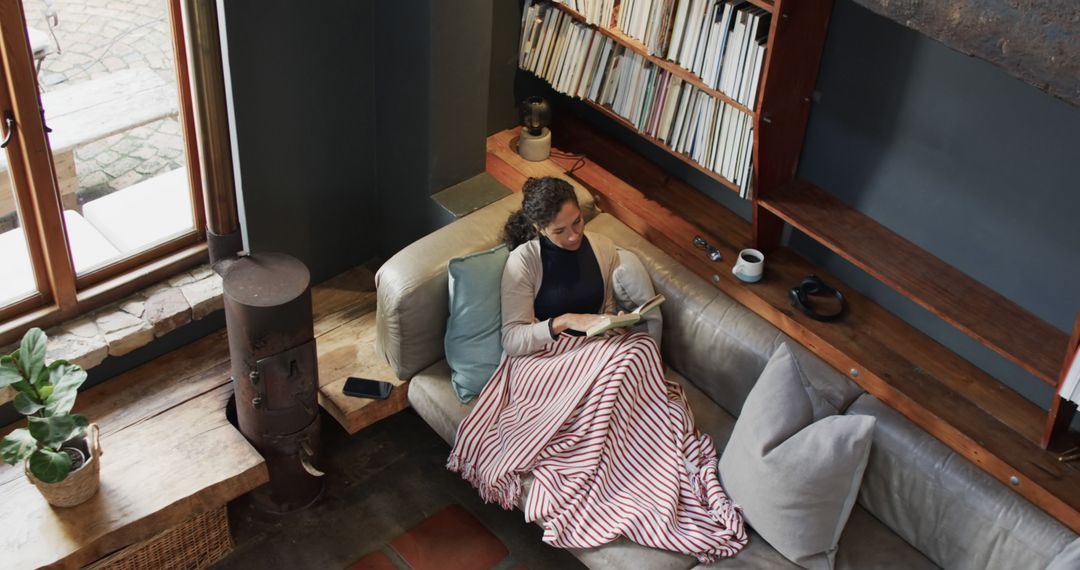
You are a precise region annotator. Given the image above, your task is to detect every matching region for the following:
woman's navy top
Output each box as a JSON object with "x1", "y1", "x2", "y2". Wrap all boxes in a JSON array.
[{"x1": 533, "y1": 234, "x2": 604, "y2": 327}]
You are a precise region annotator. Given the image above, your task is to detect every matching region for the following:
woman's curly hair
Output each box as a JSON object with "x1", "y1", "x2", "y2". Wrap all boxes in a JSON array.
[{"x1": 503, "y1": 176, "x2": 579, "y2": 249}]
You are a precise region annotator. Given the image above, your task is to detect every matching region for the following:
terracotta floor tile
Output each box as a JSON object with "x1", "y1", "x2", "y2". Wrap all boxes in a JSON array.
[
  {"x1": 390, "y1": 504, "x2": 509, "y2": 570},
  {"x1": 346, "y1": 548, "x2": 397, "y2": 570}
]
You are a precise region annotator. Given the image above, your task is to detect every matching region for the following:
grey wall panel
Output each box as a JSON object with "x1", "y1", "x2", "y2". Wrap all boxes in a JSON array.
[
  {"x1": 488, "y1": 0, "x2": 523, "y2": 135},
  {"x1": 430, "y1": 0, "x2": 494, "y2": 195},
  {"x1": 221, "y1": 0, "x2": 378, "y2": 283}
]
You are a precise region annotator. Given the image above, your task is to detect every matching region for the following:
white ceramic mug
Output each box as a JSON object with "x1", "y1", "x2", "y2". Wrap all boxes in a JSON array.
[{"x1": 732, "y1": 248, "x2": 764, "y2": 283}]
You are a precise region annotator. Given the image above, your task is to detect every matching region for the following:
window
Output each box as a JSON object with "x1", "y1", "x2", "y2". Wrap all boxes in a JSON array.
[{"x1": 0, "y1": 0, "x2": 208, "y2": 344}]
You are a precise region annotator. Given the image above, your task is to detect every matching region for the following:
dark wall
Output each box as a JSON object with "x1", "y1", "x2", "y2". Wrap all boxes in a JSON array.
[
  {"x1": 374, "y1": 0, "x2": 499, "y2": 258},
  {"x1": 488, "y1": 0, "x2": 523, "y2": 135},
  {"x1": 220, "y1": 0, "x2": 378, "y2": 283},
  {"x1": 372, "y1": 0, "x2": 449, "y2": 258},
  {"x1": 506, "y1": 0, "x2": 1080, "y2": 406},
  {"x1": 430, "y1": 0, "x2": 494, "y2": 194}
]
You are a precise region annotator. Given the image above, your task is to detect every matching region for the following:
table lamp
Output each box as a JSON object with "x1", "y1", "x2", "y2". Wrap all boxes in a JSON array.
[{"x1": 518, "y1": 96, "x2": 551, "y2": 161}]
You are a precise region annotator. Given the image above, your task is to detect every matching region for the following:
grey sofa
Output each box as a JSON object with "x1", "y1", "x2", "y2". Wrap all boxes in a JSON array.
[{"x1": 375, "y1": 188, "x2": 1079, "y2": 569}]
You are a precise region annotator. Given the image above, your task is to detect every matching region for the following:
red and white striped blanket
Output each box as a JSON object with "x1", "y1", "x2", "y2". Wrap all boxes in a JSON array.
[{"x1": 448, "y1": 332, "x2": 747, "y2": 563}]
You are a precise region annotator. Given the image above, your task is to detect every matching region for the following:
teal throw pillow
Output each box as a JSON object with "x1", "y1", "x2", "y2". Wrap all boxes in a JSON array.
[{"x1": 445, "y1": 244, "x2": 510, "y2": 403}]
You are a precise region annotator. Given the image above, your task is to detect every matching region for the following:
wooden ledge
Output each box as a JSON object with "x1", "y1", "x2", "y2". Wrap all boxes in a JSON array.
[
  {"x1": 312, "y1": 264, "x2": 409, "y2": 435},
  {"x1": 486, "y1": 120, "x2": 1080, "y2": 533}
]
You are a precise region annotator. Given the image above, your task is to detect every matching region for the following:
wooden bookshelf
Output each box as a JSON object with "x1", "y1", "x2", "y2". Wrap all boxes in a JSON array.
[
  {"x1": 486, "y1": 121, "x2": 1080, "y2": 534},
  {"x1": 528, "y1": 0, "x2": 827, "y2": 198},
  {"x1": 758, "y1": 179, "x2": 1069, "y2": 386},
  {"x1": 581, "y1": 97, "x2": 743, "y2": 194},
  {"x1": 553, "y1": 2, "x2": 756, "y2": 116}
]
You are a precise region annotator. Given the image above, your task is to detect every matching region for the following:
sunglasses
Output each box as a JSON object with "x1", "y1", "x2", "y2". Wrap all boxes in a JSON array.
[{"x1": 693, "y1": 235, "x2": 723, "y2": 262}]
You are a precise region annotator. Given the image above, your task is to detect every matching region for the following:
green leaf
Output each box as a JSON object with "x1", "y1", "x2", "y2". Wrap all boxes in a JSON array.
[
  {"x1": 0, "y1": 428, "x2": 37, "y2": 465},
  {"x1": 19, "y1": 328, "x2": 47, "y2": 387},
  {"x1": 0, "y1": 357, "x2": 23, "y2": 389},
  {"x1": 27, "y1": 414, "x2": 87, "y2": 448},
  {"x1": 44, "y1": 363, "x2": 85, "y2": 416},
  {"x1": 28, "y1": 448, "x2": 71, "y2": 483},
  {"x1": 9, "y1": 378, "x2": 36, "y2": 398},
  {"x1": 13, "y1": 391, "x2": 44, "y2": 415},
  {"x1": 38, "y1": 385, "x2": 54, "y2": 401}
]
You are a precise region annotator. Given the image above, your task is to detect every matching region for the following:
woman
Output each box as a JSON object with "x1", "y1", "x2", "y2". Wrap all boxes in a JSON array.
[{"x1": 448, "y1": 176, "x2": 747, "y2": 563}]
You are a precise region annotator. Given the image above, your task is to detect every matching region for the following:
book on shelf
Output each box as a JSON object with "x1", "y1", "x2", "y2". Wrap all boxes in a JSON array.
[{"x1": 585, "y1": 294, "x2": 667, "y2": 337}]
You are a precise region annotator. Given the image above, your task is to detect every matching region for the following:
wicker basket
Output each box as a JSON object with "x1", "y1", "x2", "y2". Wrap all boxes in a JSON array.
[
  {"x1": 25, "y1": 423, "x2": 102, "y2": 507},
  {"x1": 86, "y1": 507, "x2": 234, "y2": 570}
]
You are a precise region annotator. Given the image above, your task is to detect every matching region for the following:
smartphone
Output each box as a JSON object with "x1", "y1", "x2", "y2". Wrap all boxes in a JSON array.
[{"x1": 342, "y1": 377, "x2": 393, "y2": 400}]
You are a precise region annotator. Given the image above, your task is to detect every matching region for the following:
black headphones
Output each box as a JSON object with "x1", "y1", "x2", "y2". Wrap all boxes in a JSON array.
[{"x1": 789, "y1": 275, "x2": 846, "y2": 322}]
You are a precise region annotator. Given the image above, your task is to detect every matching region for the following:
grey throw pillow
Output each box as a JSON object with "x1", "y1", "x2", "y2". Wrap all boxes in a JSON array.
[
  {"x1": 719, "y1": 343, "x2": 875, "y2": 569},
  {"x1": 612, "y1": 248, "x2": 662, "y2": 345}
]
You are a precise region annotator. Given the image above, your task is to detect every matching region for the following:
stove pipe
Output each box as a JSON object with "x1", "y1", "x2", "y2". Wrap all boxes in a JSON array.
[{"x1": 223, "y1": 252, "x2": 324, "y2": 513}]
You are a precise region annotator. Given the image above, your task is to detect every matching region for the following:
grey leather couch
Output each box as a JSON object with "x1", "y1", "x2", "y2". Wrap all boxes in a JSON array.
[{"x1": 375, "y1": 188, "x2": 1080, "y2": 569}]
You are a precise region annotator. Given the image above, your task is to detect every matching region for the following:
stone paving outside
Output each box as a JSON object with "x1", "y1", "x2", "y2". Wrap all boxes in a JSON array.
[{"x1": 15, "y1": 0, "x2": 187, "y2": 216}]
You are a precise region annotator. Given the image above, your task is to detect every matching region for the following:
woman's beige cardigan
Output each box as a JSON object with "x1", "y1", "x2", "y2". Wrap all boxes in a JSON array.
[{"x1": 500, "y1": 232, "x2": 619, "y2": 357}]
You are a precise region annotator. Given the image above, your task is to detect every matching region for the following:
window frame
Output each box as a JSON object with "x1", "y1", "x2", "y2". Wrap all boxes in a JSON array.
[{"x1": 0, "y1": 0, "x2": 212, "y2": 347}]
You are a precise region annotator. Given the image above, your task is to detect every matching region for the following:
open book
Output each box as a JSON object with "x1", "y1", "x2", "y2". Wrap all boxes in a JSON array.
[{"x1": 585, "y1": 294, "x2": 666, "y2": 337}]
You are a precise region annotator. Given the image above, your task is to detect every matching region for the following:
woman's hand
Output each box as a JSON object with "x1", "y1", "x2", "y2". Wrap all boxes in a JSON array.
[
  {"x1": 552, "y1": 313, "x2": 609, "y2": 335},
  {"x1": 608, "y1": 310, "x2": 630, "y2": 336}
]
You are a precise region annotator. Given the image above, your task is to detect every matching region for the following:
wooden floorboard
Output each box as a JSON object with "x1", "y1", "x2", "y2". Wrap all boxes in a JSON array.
[{"x1": 487, "y1": 121, "x2": 1080, "y2": 533}]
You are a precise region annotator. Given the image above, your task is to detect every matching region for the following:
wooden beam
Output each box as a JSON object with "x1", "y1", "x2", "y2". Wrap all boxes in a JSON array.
[{"x1": 849, "y1": 0, "x2": 1080, "y2": 107}]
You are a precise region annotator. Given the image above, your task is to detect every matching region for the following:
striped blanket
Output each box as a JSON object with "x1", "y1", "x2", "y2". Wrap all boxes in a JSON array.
[{"x1": 448, "y1": 332, "x2": 747, "y2": 563}]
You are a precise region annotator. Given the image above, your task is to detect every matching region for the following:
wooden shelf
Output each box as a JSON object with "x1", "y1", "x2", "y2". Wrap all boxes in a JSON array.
[
  {"x1": 487, "y1": 121, "x2": 1080, "y2": 534},
  {"x1": 550, "y1": 2, "x2": 757, "y2": 117},
  {"x1": 758, "y1": 179, "x2": 1068, "y2": 386},
  {"x1": 744, "y1": 0, "x2": 776, "y2": 12}
]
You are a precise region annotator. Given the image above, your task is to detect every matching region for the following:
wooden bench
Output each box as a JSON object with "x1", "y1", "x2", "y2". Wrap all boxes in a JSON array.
[
  {"x1": 0, "y1": 68, "x2": 178, "y2": 216},
  {"x1": 0, "y1": 329, "x2": 266, "y2": 569}
]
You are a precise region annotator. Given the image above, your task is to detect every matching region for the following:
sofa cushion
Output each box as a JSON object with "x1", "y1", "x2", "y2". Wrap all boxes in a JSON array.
[
  {"x1": 1049, "y1": 537, "x2": 1080, "y2": 569},
  {"x1": 377, "y1": 186, "x2": 597, "y2": 381},
  {"x1": 695, "y1": 508, "x2": 936, "y2": 569},
  {"x1": 613, "y1": 247, "x2": 663, "y2": 344},
  {"x1": 848, "y1": 394, "x2": 1076, "y2": 570},
  {"x1": 445, "y1": 244, "x2": 509, "y2": 403},
  {"x1": 719, "y1": 344, "x2": 876, "y2": 569}
]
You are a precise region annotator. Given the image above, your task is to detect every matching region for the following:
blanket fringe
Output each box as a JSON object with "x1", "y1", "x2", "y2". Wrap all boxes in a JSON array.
[{"x1": 447, "y1": 452, "x2": 523, "y2": 510}]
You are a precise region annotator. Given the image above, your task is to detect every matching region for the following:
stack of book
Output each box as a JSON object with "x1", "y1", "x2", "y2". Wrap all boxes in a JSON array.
[{"x1": 519, "y1": 0, "x2": 757, "y2": 197}]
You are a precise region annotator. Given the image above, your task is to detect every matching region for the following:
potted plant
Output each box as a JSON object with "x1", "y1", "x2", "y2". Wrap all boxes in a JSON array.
[{"x1": 0, "y1": 327, "x2": 101, "y2": 507}]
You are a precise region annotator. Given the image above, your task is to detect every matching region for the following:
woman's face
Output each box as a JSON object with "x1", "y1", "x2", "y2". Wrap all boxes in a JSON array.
[{"x1": 540, "y1": 200, "x2": 584, "y2": 251}]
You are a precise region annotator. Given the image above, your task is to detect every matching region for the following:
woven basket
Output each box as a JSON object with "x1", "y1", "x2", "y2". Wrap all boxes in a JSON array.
[
  {"x1": 86, "y1": 507, "x2": 234, "y2": 570},
  {"x1": 25, "y1": 423, "x2": 102, "y2": 507}
]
